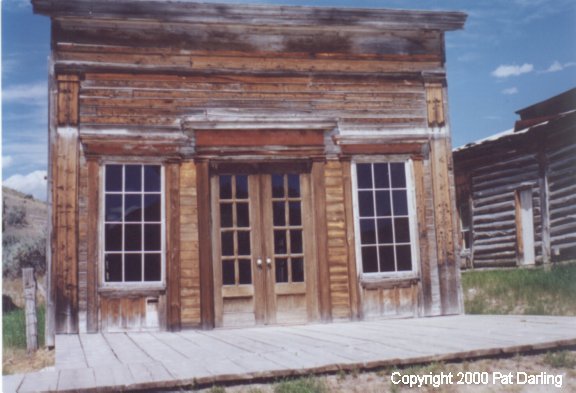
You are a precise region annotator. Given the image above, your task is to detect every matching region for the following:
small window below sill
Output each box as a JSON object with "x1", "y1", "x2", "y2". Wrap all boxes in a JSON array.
[{"x1": 359, "y1": 275, "x2": 419, "y2": 290}]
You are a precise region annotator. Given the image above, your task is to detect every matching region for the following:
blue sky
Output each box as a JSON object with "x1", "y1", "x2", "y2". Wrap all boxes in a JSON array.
[{"x1": 2, "y1": 0, "x2": 575, "y2": 200}]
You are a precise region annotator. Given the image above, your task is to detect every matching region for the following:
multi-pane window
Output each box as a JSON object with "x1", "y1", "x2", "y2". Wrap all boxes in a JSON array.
[
  {"x1": 354, "y1": 162, "x2": 414, "y2": 274},
  {"x1": 104, "y1": 164, "x2": 163, "y2": 283},
  {"x1": 272, "y1": 174, "x2": 304, "y2": 284}
]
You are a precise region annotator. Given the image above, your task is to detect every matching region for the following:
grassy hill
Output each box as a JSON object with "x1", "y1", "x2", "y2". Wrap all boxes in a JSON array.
[{"x1": 2, "y1": 186, "x2": 48, "y2": 306}]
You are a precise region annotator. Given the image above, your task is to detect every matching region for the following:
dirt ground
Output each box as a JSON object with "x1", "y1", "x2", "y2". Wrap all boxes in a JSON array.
[
  {"x1": 196, "y1": 350, "x2": 576, "y2": 393},
  {"x1": 2, "y1": 347, "x2": 54, "y2": 376}
]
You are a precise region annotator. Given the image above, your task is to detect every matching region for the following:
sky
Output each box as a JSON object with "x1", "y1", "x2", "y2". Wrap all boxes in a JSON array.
[{"x1": 2, "y1": 0, "x2": 575, "y2": 200}]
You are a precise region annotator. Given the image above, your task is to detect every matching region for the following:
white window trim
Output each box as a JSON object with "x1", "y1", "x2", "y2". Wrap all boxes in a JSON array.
[
  {"x1": 99, "y1": 162, "x2": 166, "y2": 289},
  {"x1": 351, "y1": 157, "x2": 420, "y2": 280}
]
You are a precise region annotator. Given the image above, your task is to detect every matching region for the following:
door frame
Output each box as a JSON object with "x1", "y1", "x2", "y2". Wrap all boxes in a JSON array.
[{"x1": 208, "y1": 161, "x2": 320, "y2": 327}]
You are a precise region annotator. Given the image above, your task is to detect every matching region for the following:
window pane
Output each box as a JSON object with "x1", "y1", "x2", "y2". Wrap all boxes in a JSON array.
[
  {"x1": 360, "y1": 219, "x2": 376, "y2": 245},
  {"x1": 287, "y1": 174, "x2": 300, "y2": 197},
  {"x1": 125, "y1": 224, "x2": 142, "y2": 251},
  {"x1": 125, "y1": 254, "x2": 142, "y2": 282},
  {"x1": 275, "y1": 258, "x2": 288, "y2": 283},
  {"x1": 105, "y1": 254, "x2": 123, "y2": 282},
  {"x1": 390, "y1": 163, "x2": 406, "y2": 188},
  {"x1": 291, "y1": 257, "x2": 304, "y2": 282},
  {"x1": 396, "y1": 245, "x2": 412, "y2": 271},
  {"x1": 144, "y1": 194, "x2": 161, "y2": 222},
  {"x1": 236, "y1": 203, "x2": 250, "y2": 228},
  {"x1": 375, "y1": 191, "x2": 391, "y2": 217},
  {"x1": 237, "y1": 231, "x2": 251, "y2": 256},
  {"x1": 219, "y1": 175, "x2": 232, "y2": 199},
  {"x1": 144, "y1": 165, "x2": 161, "y2": 192},
  {"x1": 272, "y1": 174, "x2": 284, "y2": 198},
  {"x1": 394, "y1": 218, "x2": 411, "y2": 243},
  {"x1": 105, "y1": 224, "x2": 122, "y2": 251},
  {"x1": 379, "y1": 246, "x2": 395, "y2": 272},
  {"x1": 377, "y1": 218, "x2": 393, "y2": 244},
  {"x1": 222, "y1": 260, "x2": 235, "y2": 285},
  {"x1": 358, "y1": 191, "x2": 374, "y2": 217},
  {"x1": 144, "y1": 224, "x2": 161, "y2": 251},
  {"x1": 125, "y1": 165, "x2": 142, "y2": 192},
  {"x1": 373, "y1": 163, "x2": 390, "y2": 188},
  {"x1": 144, "y1": 254, "x2": 161, "y2": 281},
  {"x1": 273, "y1": 202, "x2": 286, "y2": 226},
  {"x1": 290, "y1": 230, "x2": 303, "y2": 254},
  {"x1": 124, "y1": 194, "x2": 142, "y2": 222},
  {"x1": 238, "y1": 259, "x2": 252, "y2": 284},
  {"x1": 392, "y1": 190, "x2": 408, "y2": 216},
  {"x1": 236, "y1": 175, "x2": 248, "y2": 199},
  {"x1": 220, "y1": 203, "x2": 233, "y2": 228},
  {"x1": 274, "y1": 230, "x2": 287, "y2": 254},
  {"x1": 356, "y1": 164, "x2": 372, "y2": 189},
  {"x1": 289, "y1": 202, "x2": 301, "y2": 226},
  {"x1": 361, "y1": 247, "x2": 378, "y2": 273},
  {"x1": 221, "y1": 232, "x2": 234, "y2": 257},
  {"x1": 105, "y1": 165, "x2": 122, "y2": 192},
  {"x1": 105, "y1": 194, "x2": 123, "y2": 222}
]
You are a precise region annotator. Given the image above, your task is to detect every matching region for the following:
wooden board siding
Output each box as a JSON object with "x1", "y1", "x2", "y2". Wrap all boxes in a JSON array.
[
  {"x1": 77, "y1": 73, "x2": 428, "y2": 132},
  {"x1": 546, "y1": 140, "x2": 576, "y2": 257},
  {"x1": 166, "y1": 163, "x2": 181, "y2": 331},
  {"x1": 470, "y1": 153, "x2": 542, "y2": 267},
  {"x1": 179, "y1": 161, "x2": 202, "y2": 328},
  {"x1": 324, "y1": 160, "x2": 352, "y2": 320}
]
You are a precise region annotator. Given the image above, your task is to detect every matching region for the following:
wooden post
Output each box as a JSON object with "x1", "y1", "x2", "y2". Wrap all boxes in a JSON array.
[{"x1": 23, "y1": 268, "x2": 38, "y2": 353}]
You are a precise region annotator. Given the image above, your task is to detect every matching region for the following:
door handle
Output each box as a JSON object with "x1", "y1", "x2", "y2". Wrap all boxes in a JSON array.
[
  {"x1": 257, "y1": 258, "x2": 263, "y2": 268},
  {"x1": 266, "y1": 257, "x2": 272, "y2": 268}
]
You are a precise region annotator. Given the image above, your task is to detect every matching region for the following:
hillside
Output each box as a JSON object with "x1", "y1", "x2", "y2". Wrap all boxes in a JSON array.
[{"x1": 3, "y1": 186, "x2": 48, "y2": 306}]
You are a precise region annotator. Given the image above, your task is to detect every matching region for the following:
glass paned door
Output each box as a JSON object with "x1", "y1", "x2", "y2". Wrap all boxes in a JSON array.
[{"x1": 212, "y1": 169, "x2": 316, "y2": 328}]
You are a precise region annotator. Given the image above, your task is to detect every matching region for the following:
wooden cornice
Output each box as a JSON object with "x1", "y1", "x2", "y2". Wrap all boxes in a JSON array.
[{"x1": 33, "y1": 0, "x2": 466, "y2": 32}]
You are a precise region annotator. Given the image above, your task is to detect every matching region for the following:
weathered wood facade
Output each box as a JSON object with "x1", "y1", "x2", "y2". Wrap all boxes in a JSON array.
[
  {"x1": 34, "y1": 0, "x2": 466, "y2": 336},
  {"x1": 454, "y1": 88, "x2": 576, "y2": 268}
]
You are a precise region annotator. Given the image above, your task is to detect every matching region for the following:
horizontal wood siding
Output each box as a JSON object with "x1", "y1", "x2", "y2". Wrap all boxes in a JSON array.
[
  {"x1": 180, "y1": 161, "x2": 202, "y2": 327},
  {"x1": 470, "y1": 153, "x2": 541, "y2": 267},
  {"x1": 77, "y1": 73, "x2": 427, "y2": 131},
  {"x1": 547, "y1": 141, "x2": 576, "y2": 256},
  {"x1": 324, "y1": 160, "x2": 351, "y2": 320}
]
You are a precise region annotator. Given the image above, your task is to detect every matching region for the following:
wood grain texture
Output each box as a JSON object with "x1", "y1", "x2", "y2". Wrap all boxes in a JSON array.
[{"x1": 166, "y1": 163, "x2": 181, "y2": 331}]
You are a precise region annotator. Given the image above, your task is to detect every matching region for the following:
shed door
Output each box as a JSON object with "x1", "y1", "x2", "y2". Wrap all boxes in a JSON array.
[
  {"x1": 516, "y1": 188, "x2": 535, "y2": 265},
  {"x1": 211, "y1": 170, "x2": 317, "y2": 327}
]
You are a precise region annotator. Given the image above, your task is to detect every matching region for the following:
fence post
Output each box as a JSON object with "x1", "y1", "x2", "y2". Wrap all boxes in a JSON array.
[{"x1": 22, "y1": 267, "x2": 38, "y2": 353}]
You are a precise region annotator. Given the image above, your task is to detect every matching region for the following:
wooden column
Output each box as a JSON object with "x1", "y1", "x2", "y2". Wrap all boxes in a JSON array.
[
  {"x1": 54, "y1": 74, "x2": 80, "y2": 333},
  {"x1": 86, "y1": 159, "x2": 99, "y2": 332},
  {"x1": 537, "y1": 149, "x2": 551, "y2": 265},
  {"x1": 196, "y1": 160, "x2": 215, "y2": 329},
  {"x1": 166, "y1": 162, "x2": 182, "y2": 331}
]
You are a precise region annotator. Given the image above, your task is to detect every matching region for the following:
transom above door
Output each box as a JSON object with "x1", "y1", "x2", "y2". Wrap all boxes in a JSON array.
[{"x1": 210, "y1": 163, "x2": 318, "y2": 327}]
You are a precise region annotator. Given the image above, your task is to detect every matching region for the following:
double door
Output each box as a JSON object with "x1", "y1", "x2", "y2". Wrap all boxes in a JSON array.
[{"x1": 211, "y1": 166, "x2": 318, "y2": 327}]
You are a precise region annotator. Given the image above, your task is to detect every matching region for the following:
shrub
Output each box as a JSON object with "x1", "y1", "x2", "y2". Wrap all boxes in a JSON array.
[
  {"x1": 5, "y1": 205, "x2": 27, "y2": 227},
  {"x1": 2, "y1": 237, "x2": 47, "y2": 279}
]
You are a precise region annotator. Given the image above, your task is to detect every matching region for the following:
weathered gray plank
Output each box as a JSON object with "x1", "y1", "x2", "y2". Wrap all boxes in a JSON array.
[
  {"x1": 57, "y1": 368, "x2": 96, "y2": 391},
  {"x1": 2, "y1": 373, "x2": 24, "y2": 393},
  {"x1": 78, "y1": 333, "x2": 122, "y2": 368},
  {"x1": 17, "y1": 371, "x2": 59, "y2": 393},
  {"x1": 55, "y1": 334, "x2": 88, "y2": 369}
]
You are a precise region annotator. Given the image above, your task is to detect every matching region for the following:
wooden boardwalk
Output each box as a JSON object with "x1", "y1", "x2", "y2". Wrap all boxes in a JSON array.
[{"x1": 4, "y1": 315, "x2": 576, "y2": 392}]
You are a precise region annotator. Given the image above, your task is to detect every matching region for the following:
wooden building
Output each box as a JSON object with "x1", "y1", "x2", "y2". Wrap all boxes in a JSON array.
[
  {"x1": 454, "y1": 88, "x2": 576, "y2": 269},
  {"x1": 33, "y1": 0, "x2": 466, "y2": 339}
]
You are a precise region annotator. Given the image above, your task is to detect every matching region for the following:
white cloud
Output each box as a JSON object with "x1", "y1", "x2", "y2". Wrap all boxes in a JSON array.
[
  {"x1": 3, "y1": 156, "x2": 15, "y2": 169},
  {"x1": 3, "y1": 170, "x2": 47, "y2": 201},
  {"x1": 543, "y1": 61, "x2": 576, "y2": 73},
  {"x1": 502, "y1": 87, "x2": 519, "y2": 95},
  {"x1": 2, "y1": 82, "x2": 47, "y2": 105},
  {"x1": 491, "y1": 64, "x2": 534, "y2": 78}
]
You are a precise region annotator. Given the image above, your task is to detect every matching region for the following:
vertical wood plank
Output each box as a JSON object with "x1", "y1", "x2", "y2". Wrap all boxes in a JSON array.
[
  {"x1": 86, "y1": 159, "x2": 99, "y2": 332},
  {"x1": 341, "y1": 160, "x2": 360, "y2": 320},
  {"x1": 196, "y1": 160, "x2": 215, "y2": 329},
  {"x1": 77, "y1": 154, "x2": 89, "y2": 332},
  {"x1": 311, "y1": 161, "x2": 332, "y2": 322},
  {"x1": 412, "y1": 158, "x2": 431, "y2": 316},
  {"x1": 301, "y1": 173, "x2": 320, "y2": 322},
  {"x1": 23, "y1": 268, "x2": 38, "y2": 353},
  {"x1": 537, "y1": 150, "x2": 551, "y2": 265},
  {"x1": 166, "y1": 162, "x2": 181, "y2": 331}
]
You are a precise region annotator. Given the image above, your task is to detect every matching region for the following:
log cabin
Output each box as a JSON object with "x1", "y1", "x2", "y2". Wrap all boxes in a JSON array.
[
  {"x1": 32, "y1": 0, "x2": 467, "y2": 340},
  {"x1": 454, "y1": 88, "x2": 576, "y2": 269}
]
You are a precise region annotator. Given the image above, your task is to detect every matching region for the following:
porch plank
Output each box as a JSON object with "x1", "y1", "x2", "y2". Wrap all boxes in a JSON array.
[
  {"x1": 57, "y1": 368, "x2": 96, "y2": 391},
  {"x1": 78, "y1": 333, "x2": 122, "y2": 368},
  {"x1": 102, "y1": 333, "x2": 153, "y2": 364},
  {"x1": 55, "y1": 334, "x2": 88, "y2": 369}
]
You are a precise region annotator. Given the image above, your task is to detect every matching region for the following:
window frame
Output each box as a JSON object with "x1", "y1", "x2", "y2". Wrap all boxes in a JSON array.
[
  {"x1": 351, "y1": 157, "x2": 420, "y2": 279},
  {"x1": 99, "y1": 162, "x2": 166, "y2": 289}
]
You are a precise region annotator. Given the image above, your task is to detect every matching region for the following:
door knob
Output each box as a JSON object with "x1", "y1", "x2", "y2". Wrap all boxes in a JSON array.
[
  {"x1": 266, "y1": 257, "x2": 272, "y2": 267},
  {"x1": 257, "y1": 258, "x2": 262, "y2": 268}
]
